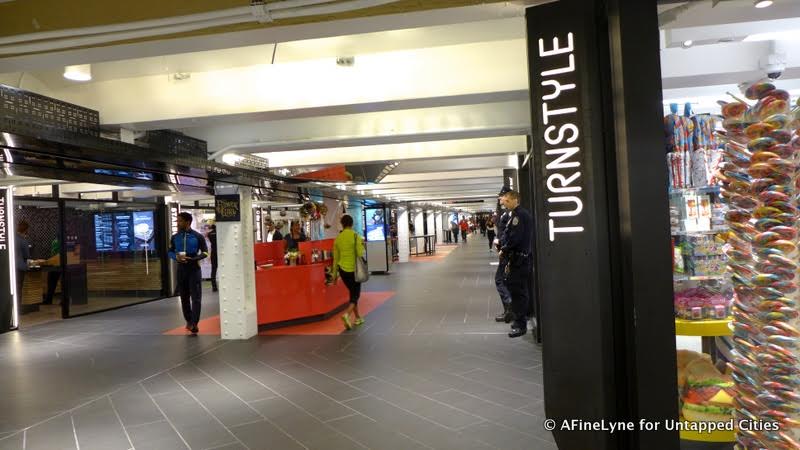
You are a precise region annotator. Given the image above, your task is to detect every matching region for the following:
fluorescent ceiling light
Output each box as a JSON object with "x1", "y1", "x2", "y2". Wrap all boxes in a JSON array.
[
  {"x1": 744, "y1": 30, "x2": 800, "y2": 42},
  {"x1": 682, "y1": 40, "x2": 693, "y2": 48},
  {"x1": 221, "y1": 153, "x2": 244, "y2": 166},
  {"x1": 63, "y1": 64, "x2": 92, "y2": 81},
  {"x1": 754, "y1": 0, "x2": 773, "y2": 8}
]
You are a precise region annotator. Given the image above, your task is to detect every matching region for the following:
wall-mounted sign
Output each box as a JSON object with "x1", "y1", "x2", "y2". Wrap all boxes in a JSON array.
[{"x1": 215, "y1": 195, "x2": 241, "y2": 222}]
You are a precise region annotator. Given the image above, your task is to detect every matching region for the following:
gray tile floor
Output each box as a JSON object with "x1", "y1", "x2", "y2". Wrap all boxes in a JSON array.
[{"x1": 0, "y1": 234, "x2": 552, "y2": 450}]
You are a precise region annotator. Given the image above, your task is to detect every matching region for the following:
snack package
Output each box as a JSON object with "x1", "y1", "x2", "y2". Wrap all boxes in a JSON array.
[{"x1": 681, "y1": 358, "x2": 735, "y2": 423}]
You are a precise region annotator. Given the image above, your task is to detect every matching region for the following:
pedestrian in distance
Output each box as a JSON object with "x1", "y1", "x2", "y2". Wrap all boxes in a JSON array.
[{"x1": 486, "y1": 218, "x2": 496, "y2": 252}]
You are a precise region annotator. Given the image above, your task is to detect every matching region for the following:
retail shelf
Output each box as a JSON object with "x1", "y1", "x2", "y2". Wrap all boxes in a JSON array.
[
  {"x1": 669, "y1": 186, "x2": 722, "y2": 196},
  {"x1": 675, "y1": 318, "x2": 732, "y2": 337},
  {"x1": 674, "y1": 275, "x2": 726, "y2": 282},
  {"x1": 679, "y1": 428, "x2": 736, "y2": 443},
  {"x1": 671, "y1": 230, "x2": 727, "y2": 236}
]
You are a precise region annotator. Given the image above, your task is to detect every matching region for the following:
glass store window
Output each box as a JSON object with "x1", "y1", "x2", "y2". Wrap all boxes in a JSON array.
[{"x1": 63, "y1": 201, "x2": 162, "y2": 315}]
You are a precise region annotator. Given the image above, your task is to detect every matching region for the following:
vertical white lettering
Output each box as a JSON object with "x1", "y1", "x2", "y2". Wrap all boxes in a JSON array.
[
  {"x1": 547, "y1": 173, "x2": 582, "y2": 193},
  {"x1": 542, "y1": 79, "x2": 576, "y2": 101},
  {"x1": 541, "y1": 54, "x2": 575, "y2": 77},
  {"x1": 538, "y1": 33, "x2": 575, "y2": 57},
  {"x1": 544, "y1": 123, "x2": 580, "y2": 145},
  {"x1": 545, "y1": 147, "x2": 580, "y2": 170},
  {"x1": 548, "y1": 197, "x2": 584, "y2": 217},
  {"x1": 549, "y1": 219, "x2": 585, "y2": 242},
  {"x1": 542, "y1": 103, "x2": 578, "y2": 125}
]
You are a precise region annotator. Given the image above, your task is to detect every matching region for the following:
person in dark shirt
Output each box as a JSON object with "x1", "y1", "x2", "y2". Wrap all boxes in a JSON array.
[
  {"x1": 499, "y1": 189, "x2": 533, "y2": 338},
  {"x1": 169, "y1": 212, "x2": 209, "y2": 334},
  {"x1": 284, "y1": 221, "x2": 307, "y2": 251},
  {"x1": 493, "y1": 186, "x2": 513, "y2": 323},
  {"x1": 14, "y1": 221, "x2": 31, "y2": 308}
]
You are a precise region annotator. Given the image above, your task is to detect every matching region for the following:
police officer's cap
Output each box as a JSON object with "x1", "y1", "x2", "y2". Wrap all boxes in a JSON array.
[{"x1": 498, "y1": 185, "x2": 512, "y2": 196}]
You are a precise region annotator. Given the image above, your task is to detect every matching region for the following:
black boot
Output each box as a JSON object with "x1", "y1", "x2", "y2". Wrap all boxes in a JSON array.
[
  {"x1": 509, "y1": 320, "x2": 527, "y2": 338},
  {"x1": 495, "y1": 304, "x2": 512, "y2": 323}
]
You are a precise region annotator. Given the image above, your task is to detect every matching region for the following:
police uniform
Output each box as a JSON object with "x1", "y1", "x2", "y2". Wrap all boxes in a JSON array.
[
  {"x1": 501, "y1": 203, "x2": 533, "y2": 338},
  {"x1": 494, "y1": 208, "x2": 513, "y2": 322}
]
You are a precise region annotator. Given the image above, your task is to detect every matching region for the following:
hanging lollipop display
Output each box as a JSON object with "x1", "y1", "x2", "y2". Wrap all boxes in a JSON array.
[{"x1": 718, "y1": 80, "x2": 800, "y2": 449}]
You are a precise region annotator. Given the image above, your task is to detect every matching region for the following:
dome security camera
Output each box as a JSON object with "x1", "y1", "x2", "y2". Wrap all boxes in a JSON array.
[{"x1": 760, "y1": 52, "x2": 787, "y2": 80}]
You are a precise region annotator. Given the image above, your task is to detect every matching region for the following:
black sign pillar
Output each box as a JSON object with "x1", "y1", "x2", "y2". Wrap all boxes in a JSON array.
[{"x1": 527, "y1": 0, "x2": 677, "y2": 449}]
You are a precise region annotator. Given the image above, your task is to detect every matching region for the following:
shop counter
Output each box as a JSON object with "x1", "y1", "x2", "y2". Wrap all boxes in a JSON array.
[{"x1": 254, "y1": 238, "x2": 349, "y2": 328}]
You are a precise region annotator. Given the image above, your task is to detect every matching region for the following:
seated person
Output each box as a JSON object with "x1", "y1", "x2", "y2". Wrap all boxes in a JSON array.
[{"x1": 284, "y1": 221, "x2": 307, "y2": 251}]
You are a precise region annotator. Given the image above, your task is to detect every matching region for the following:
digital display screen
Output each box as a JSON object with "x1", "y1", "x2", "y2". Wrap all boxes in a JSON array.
[
  {"x1": 366, "y1": 208, "x2": 385, "y2": 242},
  {"x1": 94, "y1": 211, "x2": 155, "y2": 252},
  {"x1": 94, "y1": 169, "x2": 154, "y2": 181}
]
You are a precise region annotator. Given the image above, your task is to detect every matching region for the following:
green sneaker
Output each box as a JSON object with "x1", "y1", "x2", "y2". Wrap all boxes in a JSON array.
[
  {"x1": 355, "y1": 318, "x2": 365, "y2": 326},
  {"x1": 341, "y1": 315, "x2": 352, "y2": 330}
]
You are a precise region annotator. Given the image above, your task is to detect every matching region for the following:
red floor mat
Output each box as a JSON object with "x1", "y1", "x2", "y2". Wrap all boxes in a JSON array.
[{"x1": 164, "y1": 291, "x2": 395, "y2": 336}]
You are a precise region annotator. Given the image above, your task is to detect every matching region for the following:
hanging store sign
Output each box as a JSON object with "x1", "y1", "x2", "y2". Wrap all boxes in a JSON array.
[{"x1": 215, "y1": 195, "x2": 241, "y2": 222}]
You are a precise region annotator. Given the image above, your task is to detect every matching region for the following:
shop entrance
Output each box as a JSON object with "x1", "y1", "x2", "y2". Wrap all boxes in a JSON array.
[{"x1": 6, "y1": 176, "x2": 169, "y2": 327}]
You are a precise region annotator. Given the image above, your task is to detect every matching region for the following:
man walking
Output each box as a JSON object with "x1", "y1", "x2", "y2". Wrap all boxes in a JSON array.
[
  {"x1": 169, "y1": 212, "x2": 209, "y2": 334},
  {"x1": 493, "y1": 186, "x2": 513, "y2": 323},
  {"x1": 498, "y1": 190, "x2": 533, "y2": 338}
]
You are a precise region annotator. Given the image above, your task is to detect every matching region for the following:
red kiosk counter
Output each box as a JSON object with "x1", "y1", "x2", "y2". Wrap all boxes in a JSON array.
[{"x1": 253, "y1": 239, "x2": 350, "y2": 328}]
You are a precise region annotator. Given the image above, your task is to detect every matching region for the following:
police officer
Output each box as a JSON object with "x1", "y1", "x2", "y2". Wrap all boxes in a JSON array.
[
  {"x1": 493, "y1": 186, "x2": 513, "y2": 323},
  {"x1": 499, "y1": 189, "x2": 533, "y2": 338},
  {"x1": 169, "y1": 212, "x2": 209, "y2": 334}
]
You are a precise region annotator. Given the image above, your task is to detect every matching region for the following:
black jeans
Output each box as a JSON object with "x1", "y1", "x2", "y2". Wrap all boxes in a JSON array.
[
  {"x1": 495, "y1": 258, "x2": 511, "y2": 306},
  {"x1": 461, "y1": 230, "x2": 467, "y2": 241},
  {"x1": 487, "y1": 231, "x2": 496, "y2": 249},
  {"x1": 339, "y1": 269, "x2": 362, "y2": 305},
  {"x1": 178, "y1": 266, "x2": 203, "y2": 325},
  {"x1": 43, "y1": 270, "x2": 61, "y2": 304},
  {"x1": 210, "y1": 256, "x2": 218, "y2": 291},
  {"x1": 505, "y1": 256, "x2": 531, "y2": 328},
  {"x1": 453, "y1": 230, "x2": 459, "y2": 243}
]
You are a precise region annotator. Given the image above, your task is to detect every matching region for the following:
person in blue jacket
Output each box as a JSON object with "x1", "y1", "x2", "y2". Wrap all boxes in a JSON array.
[{"x1": 169, "y1": 212, "x2": 209, "y2": 334}]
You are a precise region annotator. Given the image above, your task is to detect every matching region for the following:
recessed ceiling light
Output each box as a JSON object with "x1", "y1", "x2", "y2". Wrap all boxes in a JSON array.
[
  {"x1": 754, "y1": 0, "x2": 773, "y2": 8},
  {"x1": 681, "y1": 40, "x2": 693, "y2": 48},
  {"x1": 63, "y1": 64, "x2": 92, "y2": 81}
]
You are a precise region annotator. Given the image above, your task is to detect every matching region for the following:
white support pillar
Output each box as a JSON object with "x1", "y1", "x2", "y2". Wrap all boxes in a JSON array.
[
  {"x1": 426, "y1": 211, "x2": 435, "y2": 241},
  {"x1": 397, "y1": 207, "x2": 410, "y2": 263},
  {"x1": 435, "y1": 211, "x2": 445, "y2": 244},
  {"x1": 216, "y1": 186, "x2": 258, "y2": 340},
  {"x1": 413, "y1": 210, "x2": 424, "y2": 237}
]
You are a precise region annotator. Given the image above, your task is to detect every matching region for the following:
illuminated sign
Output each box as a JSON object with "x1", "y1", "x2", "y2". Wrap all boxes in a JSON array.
[
  {"x1": 0, "y1": 187, "x2": 16, "y2": 331},
  {"x1": 537, "y1": 32, "x2": 586, "y2": 242}
]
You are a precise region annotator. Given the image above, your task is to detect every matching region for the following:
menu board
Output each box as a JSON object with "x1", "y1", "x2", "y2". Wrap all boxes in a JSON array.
[
  {"x1": 94, "y1": 213, "x2": 114, "y2": 252},
  {"x1": 133, "y1": 211, "x2": 156, "y2": 251},
  {"x1": 94, "y1": 210, "x2": 155, "y2": 252},
  {"x1": 115, "y1": 213, "x2": 133, "y2": 251}
]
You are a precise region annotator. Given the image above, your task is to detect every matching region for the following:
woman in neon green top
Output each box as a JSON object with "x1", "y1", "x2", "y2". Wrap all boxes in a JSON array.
[{"x1": 333, "y1": 214, "x2": 365, "y2": 330}]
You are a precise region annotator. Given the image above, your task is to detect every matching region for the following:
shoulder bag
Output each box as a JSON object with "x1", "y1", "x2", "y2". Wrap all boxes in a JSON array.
[{"x1": 354, "y1": 232, "x2": 370, "y2": 283}]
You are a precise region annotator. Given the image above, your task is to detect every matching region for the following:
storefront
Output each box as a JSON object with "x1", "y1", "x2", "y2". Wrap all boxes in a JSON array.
[
  {"x1": 526, "y1": 0, "x2": 800, "y2": 449},
  {"x1": 0, "y1": 84, "x2": 278, "y2": 333}
]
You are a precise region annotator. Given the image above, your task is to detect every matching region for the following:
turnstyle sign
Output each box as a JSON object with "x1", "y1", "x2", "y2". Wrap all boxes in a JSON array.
[
  {"x1": 0, "y1": 187, "x2": 13, "y2": 331},
  {"x1": 215, "y1": 195, "x2": 241, "y2": 222}
]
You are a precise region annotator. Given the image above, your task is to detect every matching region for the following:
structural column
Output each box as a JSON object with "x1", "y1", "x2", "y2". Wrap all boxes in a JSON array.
[
  {"x1": 413, "y1": 210, "x2": 424, "y2": 237},
  {"x1": 426, "y1": 210, "x2": 435, "y2": 239},
  {"x1": 216, "y1": 186, "x2": 258, "y2": 340},
  {"x1": 397, "y1": 206, "x2": 410, "y2": 263},
  {"x1": 435, "y1": 211, "x2": 444, "y2": 244}
]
